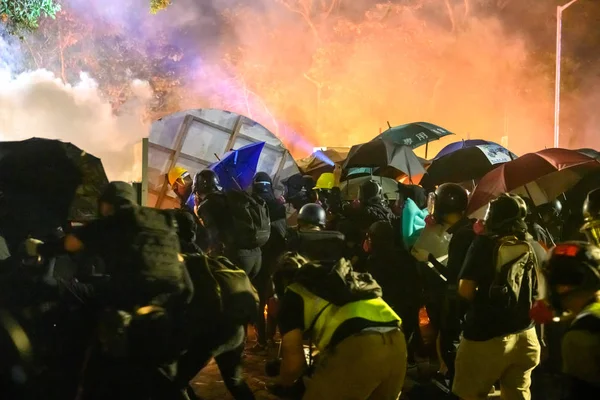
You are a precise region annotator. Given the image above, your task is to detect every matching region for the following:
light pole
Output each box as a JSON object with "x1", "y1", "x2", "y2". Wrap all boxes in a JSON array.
[{"x1": 555, "y1": 0, "x2": 580, "y2": 148}]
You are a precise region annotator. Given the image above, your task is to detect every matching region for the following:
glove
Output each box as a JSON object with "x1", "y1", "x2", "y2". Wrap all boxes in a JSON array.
[{"x1": 24, "y1": 238, "x2": 44, "y2": 257}]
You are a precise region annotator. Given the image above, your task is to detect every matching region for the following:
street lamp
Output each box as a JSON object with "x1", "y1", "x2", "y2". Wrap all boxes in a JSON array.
[{"x1": 554, "y1": 0, "x2": 581, "y2": 148}]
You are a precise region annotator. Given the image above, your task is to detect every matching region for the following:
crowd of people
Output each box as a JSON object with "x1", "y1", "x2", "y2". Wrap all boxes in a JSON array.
[{"x1": 1, "y1": 163, "x2": 599, "y2": 400}]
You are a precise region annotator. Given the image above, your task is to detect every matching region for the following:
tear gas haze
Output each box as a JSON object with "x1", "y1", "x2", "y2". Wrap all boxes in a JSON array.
[{"x1": 0, "y1": 0, "x2": 598, "y2": 174}]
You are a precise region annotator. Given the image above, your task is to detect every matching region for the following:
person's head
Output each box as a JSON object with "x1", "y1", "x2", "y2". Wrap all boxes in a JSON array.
[
  {"x1": 365, "y1": 221, "x2": 395, "y2": 254},
  {"x1": 537, "y1": 198, "x2": 563, "y2": 225},
  {"x1": 484, "y1": 193, "x2": 528, "y2": 237},
  {"x1": 359, "y1": 179, "x2": 383, "y2": 204},
  {"x1": 297, "y1": 203, "x2": 326, "y2": 230},
  {"x1": 252, "y1": 172, "x2": 273, "y2": 195},
  {"x1": 97, "y1": 181, "x2": 137, "y2": 217},
  {"x1": 581, "y1": 188, "x2": 600, "y2": 246},
  {"x1": 193, "y1": 169, "x2": 220, "y2": 200},
  {"x1": 168, "y1": 167, "x2": 193, "y2": 200},
  {"x1": 543, "y1": 241, "x2": 600, "y2": 316},
  {"x1": 396, "y1": 183, "x2": 427, "y2": 212},
  {"x1": 427, "y1": 183, "x2": 468, "y2": 226},
  {"x1": 272, "y1": 252, "x2": 309, "y2": 298}
]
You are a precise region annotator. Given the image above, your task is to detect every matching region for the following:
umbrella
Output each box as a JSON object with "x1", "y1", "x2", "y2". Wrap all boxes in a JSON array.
[
  {"x1": 421, "y1": 142, "x2": 517, "y2": 189},
  {"x1": 339, "y1": 176, "x2": 399, "y2": 201},
  {"x1": 373, "y1": 122, "x2": 454, "y2": 158},
  {"x1": 297, "y1": 148, "x2": 349, "y2": 179},
  {"x1": 467, "y1": 148, "x2": 600, "y2": 216},
  {"x1": 577, "y1": 148, "x2": 600, "y2": 161},
  {"x1": 0, "y1": 138, "x2": 108, "y2": 245},
  {"x1": 209, "y1": 141, "x2": 265, "y2": 191},
  {"x1": 343, "y1": 139, "x2": 426, "y2": 179},
  {"x1": 433, "y1": 139, "x2": 512, "y2": 160}
]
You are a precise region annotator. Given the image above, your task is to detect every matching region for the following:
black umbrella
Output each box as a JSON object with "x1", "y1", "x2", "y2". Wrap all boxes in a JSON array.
[
  {"x1": 420, "y1": 143, "x2": 515, "y2": 189},
  {"x1": 343, "y1": 139, "x2": 426, "y2": 179},
  {"x1": 373, "y1": 122, "x2": 454, "y2": 158},
  {"x1": 0, "y1": 138, "x2": 109, "y2": 246},
  {"x1": 578, "y1": 148, "x2": 600, "y2": 161}
]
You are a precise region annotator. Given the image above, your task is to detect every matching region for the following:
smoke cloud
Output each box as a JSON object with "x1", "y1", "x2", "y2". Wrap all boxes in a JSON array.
[{"x1": 0, "y1": 64, "x2": 152, "y2": 180}]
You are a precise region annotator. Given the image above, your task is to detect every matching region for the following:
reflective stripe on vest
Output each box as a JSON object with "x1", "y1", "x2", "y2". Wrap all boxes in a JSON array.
[{"x1": 287, "y1": 283, "x2": 401, "y2": 351}]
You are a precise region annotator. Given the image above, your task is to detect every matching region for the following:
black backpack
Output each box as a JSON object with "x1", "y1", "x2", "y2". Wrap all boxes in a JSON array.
[
  {"x1": 223, "y1": 190, "x2": 271, "y2": 249},
  {"x1": 294, "y1": 258, "x2": 383, "y2": 306},
  {"x1": 184, "y1": 253, "x2": 259, "y2": 326},
  {"x1": 123, "y1": 207, "x2": 184, "y2": 296},
  {"x1": 488, "y1": 236, "x2": 538, "y2": 321}
]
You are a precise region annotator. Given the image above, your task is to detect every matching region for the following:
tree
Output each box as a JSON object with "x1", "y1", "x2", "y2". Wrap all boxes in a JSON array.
[
  {"x1": 1, "y1": 0, "x2": 172, "y2": 36},
  {"x1": 0, "y1": 0, "x2": 61, "y2": 34}
]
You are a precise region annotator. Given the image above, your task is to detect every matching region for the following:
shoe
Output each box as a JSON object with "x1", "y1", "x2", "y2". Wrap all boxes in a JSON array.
[{"x1": 430, "y1": 372, "x2": 451, "y2": 394}]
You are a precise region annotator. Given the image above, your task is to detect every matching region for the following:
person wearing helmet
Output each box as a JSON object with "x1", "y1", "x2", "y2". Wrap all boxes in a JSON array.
[
  {"x1": 268, "y1": 253, "x2": 406, "y2": 400},
  {"x1": 453, "y1": 193, "x2": 544, "y2": 400},
  {"x1": 250, "y1": 172, "x2": 288, "y2": 352},
  {"x1": 286, "y1": 203, "x2": 345, "y2": 266},
  {"x1": 314, "y1": 172, "x2": 335, "y2": 210},
  {"x1": 581, "y1": 188, "x2": 600, "y2": 247},
  {"x1": 542, "y1": 241, "x2": 600, "y2": 398},
  {"x1": 193, "y1": 169, "x2": 263, "y2": 280},
  {"x1": 168, "y1": 166, "x2": 194, "y2": 210},
  {"x1": 410, "y1": 183, "x2": 474, "y2": 392},
  {"x1": 24, "y1": 182, "x2": 191, "y2": 399}
]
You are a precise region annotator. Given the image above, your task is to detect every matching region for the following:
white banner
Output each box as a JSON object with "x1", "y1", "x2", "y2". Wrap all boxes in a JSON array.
[{"x1": 476, "y1": 144, "x2": 513, "y2": 165}]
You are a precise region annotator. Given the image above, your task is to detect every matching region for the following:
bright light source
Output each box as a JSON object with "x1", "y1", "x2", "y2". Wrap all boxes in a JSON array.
[
  {"x1": 313, "y1": 147, "x2": 327, "y2": 153},
  {"x1": 552, "y1": 317, "x2": 560, "y2": 322}
]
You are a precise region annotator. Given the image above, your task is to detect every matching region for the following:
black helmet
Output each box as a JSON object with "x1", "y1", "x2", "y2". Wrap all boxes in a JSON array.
[
  {"x1": 544, "y1": 241, "x2": 600, "y2": 312},
  {"x1": 582, "y1": 188, "x2": 600, "y2": 246},
  {"x1": 272, "y1": 252, "x2": 309, "y2": 298},
  {"x1": 428, "y1": 183, "x2": 468, "y2": 221},
  {"x1": 359, "y1": 180, "x2": 383, "y2": 203},
  {"x1": 484, "y1": 193, "x2": 528, "y2": 233},
  {"x1": 298, "y1": 203, "x2": 326, "y2": 228},
  {"x1": 193, "y1": 170, "x2": 220, "y2": 195}
]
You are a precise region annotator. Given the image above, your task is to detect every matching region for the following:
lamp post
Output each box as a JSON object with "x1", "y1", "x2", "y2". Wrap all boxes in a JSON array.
[{"x1": 554, "y1": 0, "x2": 580, "y2": 148}]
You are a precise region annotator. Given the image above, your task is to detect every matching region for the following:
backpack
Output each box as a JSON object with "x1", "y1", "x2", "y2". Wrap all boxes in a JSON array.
[
  {"x1": 184, "y1": 253, "x2": 259, "y2": 326},
  {"x1": 223, "y1": 190, "x2": 271, "y2": 249},
  {"x1": 121, "y1": 207, "x2": 184, "y2": 299},
  {"x1": 488, "y1": 236, "x2": 538, "y2": 319},
  {"x1": 294, "y1": 258, "x2": 383, "y2": 306}
]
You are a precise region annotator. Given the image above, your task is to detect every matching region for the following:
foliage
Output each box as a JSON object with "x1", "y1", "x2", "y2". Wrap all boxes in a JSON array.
[
  {"x1": 150, "y1": 0, "x2": 171, "y2": 14},
  {"x1": 0, "y1": 0, "x2": 61, "y2": 34}
]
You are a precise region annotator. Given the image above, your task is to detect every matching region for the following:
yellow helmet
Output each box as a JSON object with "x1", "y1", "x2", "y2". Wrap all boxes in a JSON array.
[
  {"x1": 314, "y1": 172, "x2": 335, "y2": 190},
  {"x1": 167, "y1": 166, "x2": 188, "y2": 186}
]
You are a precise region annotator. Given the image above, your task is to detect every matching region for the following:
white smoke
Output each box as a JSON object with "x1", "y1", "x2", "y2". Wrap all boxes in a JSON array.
[{"x1": 0, "y1": 68, "x2": 152, "y2": 181}]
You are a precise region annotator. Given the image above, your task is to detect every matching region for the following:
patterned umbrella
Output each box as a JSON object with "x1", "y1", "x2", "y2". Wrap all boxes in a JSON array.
[
  {"x1": 421, "y1": 142, "x2": 517, "y2": 189},
  {"x1": 0, "y1": 138, "x2": 108, "y2": 244},
  {"x1": 467, "y1": 148, "x2": 600, "y2": 216}
]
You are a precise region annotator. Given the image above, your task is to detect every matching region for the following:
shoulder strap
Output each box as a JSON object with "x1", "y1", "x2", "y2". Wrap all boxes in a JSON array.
[{"x1": 308, "y1": 302, "x2": 332, "y2": 364}]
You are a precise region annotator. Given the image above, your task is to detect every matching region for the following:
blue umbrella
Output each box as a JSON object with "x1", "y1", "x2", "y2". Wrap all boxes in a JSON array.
[
  {"x1": 209, "y1": 141, "x2": 265, "y2": 191},
  {"x1": 433, "y1": 139, "x2": 494, "y2": 160}
]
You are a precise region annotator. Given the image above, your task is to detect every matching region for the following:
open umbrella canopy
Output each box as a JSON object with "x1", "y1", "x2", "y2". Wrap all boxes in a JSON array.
[
  {"x1": 577, "y1": 148, "x2": 600, "y2": 161},
  {"x1": 433, "y1": 139, "x2": 515, "y2": 160},
  {"x1": 297, "y1": 148, "x2": 349, "y2": 179},
  {"x1": 209, "y1": 141, "x2": 265, "y2": 191},
  {"x1": 373, "y1": 122, "x2": 454, "y2": 149},
  {"x1": 343, "y1": 139, "x2": 426, "y2": 178},
  {"x1": 0, "y1": 138, "x2": 108, "y2": 245},
  {"x1": 421, "y1": 142, "x2": 516, "y2": 189},
  {"x1": 467, "y1": 148, "x2": 600, "y2": 215},
  {"x1": 339, "y1": 176, "x2": 399, "y2": 201}
]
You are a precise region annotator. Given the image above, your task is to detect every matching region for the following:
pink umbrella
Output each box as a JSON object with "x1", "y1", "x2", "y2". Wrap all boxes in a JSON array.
[{"x1": 467, "y1": 148, "x2": 600, "y2": 216}]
